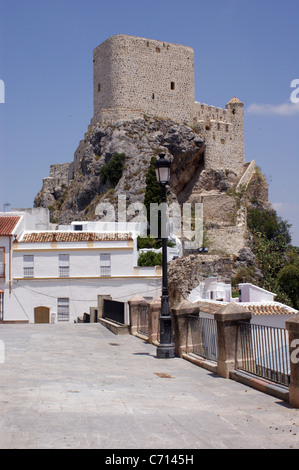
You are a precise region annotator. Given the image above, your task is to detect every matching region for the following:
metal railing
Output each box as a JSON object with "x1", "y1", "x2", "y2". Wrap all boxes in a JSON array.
[
  {"x1": 137, "y1": 305, "x2": 149, "y2": 337},
  {"x1": 23, "y1": 267, "x2": 34, "y2": 278},
  {"x1": 187, "y1": 314, "x2": 218, "y2": 362},
  {"x1": 59, "y1": 266, "x2": 70, "y2": 277},
  {"x1": 100, "y1": 266, "x2": 111, "y2": 277},
  {"x1": 238, "y1": 322, "x2": 290, "y2": 387}
]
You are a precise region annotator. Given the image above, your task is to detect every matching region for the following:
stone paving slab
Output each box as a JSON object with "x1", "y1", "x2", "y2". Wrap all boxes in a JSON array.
[{"x1": 0, "y1": 324, "x2": 298, "y2": 449}]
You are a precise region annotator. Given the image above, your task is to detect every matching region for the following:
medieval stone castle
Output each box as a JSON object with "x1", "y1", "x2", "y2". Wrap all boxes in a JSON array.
[{"x1": 37, "y1": 34, "x2": 264, "y2": 256}]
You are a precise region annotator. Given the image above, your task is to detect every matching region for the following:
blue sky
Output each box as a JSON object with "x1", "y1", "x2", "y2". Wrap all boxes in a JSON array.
[{"x1": 0, "y1": 0, "x2": 298, "y2": 245}]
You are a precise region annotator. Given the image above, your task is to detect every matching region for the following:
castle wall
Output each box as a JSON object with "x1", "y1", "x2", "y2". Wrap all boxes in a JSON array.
[
  {"x1": 207, "y1": 225, "x2": 246, "y2": 255},
  {"x1": 92, "y1": 35, "x2": 195, "y2": 125},
  {"x1": 202, "y1": 194, "x2": 237, "y2": 226},
  {"x1": 41, "y1": 163, "x2": 74, "y2": 196},
  {"x1": 49, "y1": 163, "x2": 74, "y2": 187},
  {"x1": 193, "y1": 100, "x2": 245, "y2": 175}
]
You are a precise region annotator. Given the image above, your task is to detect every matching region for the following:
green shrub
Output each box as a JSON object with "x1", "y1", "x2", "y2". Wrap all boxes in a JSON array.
[
  {"x1": 138, "y1": 250, "x2": 162, "y2": 267},
  {"x1": 100, "y1": 152, "x2": 126, "y2": 187},
  {"x1": 137, "y1": 235, "x2": 175, "y2": 250}
]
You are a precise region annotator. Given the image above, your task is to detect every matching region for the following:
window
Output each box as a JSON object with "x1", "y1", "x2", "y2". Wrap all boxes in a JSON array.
[
  {"x1": 59, "y1": 254, "x2": 70, "y2": 277},
  {"x1": 57, "y1": 298, "x2": 69, "y2": 322},
  {"x1": 98, "y1": 83, "x2": 101, "y2": 92},
  {"x1": 170, "y1": 81, "x2": 175, "y2": 90},
  {"x1": 23, "y1": 255, "x2": 34, "y2": 278},
  {"x1": 100, "y1": 253, "x2": 111, "y2": 277},
  {"x1": 0, "y1": 248, "x2": 4, "y2": 277}
]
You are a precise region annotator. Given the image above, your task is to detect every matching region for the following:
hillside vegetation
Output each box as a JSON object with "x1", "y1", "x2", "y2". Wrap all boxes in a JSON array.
[{"x1": 246, "y1": 207, "x2": 299, "y2": 309}]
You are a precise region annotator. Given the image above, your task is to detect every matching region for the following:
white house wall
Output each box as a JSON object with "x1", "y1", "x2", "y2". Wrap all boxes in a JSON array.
[
  {"x1": 239, "y1": 283, "x2": 275, "y2": 303},
  {"x1": 0, "y1": 238, "x2": 12, "y2": 306},
  {"x1": 12, "y1": 248, "x2": 135, "y2": 278},
  {"x1": 7, "y1": 277, "x2": 161, "y2": 323}
]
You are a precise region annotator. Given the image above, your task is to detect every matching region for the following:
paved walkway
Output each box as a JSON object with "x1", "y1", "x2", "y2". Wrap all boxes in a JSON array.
[{"x1": 0, "y1": 324, "x2": 298, "y2": 449}]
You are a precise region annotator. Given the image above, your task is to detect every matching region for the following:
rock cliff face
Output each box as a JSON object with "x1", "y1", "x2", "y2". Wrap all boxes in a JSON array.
[{"x1": 34, "y1": 118, "x2": 205, "y2": 224}]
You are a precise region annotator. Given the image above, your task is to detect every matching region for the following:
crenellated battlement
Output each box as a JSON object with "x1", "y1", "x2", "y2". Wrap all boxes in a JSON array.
[{"x1": 194, "y1": 102, "x2": 232, "y2": 124}]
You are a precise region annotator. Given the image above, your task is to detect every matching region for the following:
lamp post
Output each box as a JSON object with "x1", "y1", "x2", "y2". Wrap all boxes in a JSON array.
[{"x1": 155, "y1": 154, "x2": 175, "y2": 359}]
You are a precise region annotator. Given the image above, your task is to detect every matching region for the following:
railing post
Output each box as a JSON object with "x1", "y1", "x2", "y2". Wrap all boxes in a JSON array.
[
  {"x1": 148, "y1": 297, "x2": 161, "y2": 345},
  {"x1": 215, "y1": 303, "x2": 251, "y2": 378},
  {"x1": 128, "y1": 295, "x2": 147, "y2": 336},
  {"x1": 171, "y1": 300, "x2": 200, "y2": 358},
  {"x1": 97, "y1": 294, "x2": 112, "y2": 320},
  {"x1": 286, "y1": 317, "x2": 299, "y2": 408}
]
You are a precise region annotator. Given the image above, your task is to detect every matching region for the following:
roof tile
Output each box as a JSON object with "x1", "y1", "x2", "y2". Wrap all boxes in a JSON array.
[
  {"x1": 20, "y1": 232, "x2": 133, "y2": 243},
  {"x1": 0, "y1": 217, "x2": 21, "y2": 236}
]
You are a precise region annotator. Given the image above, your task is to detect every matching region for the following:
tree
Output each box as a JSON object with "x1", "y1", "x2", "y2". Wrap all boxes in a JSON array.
[
  {"x1": 247, "y1": 207, "x2": 295, "y2": 304},
  {"x1": 143, "y1": 157, "x2": 162, "y2": 229},
  {"x1": 247, "y1": 207, "x2": 292, "y2": 251},
  {"x1": 277, "y1": 264, "x2": 299, "y2": 310}
]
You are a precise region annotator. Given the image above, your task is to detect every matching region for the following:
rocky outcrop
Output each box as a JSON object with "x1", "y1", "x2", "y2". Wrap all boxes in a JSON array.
[
  {"x1": 34, "y1": 118, "x2": 205, "y2": 224},
  {"x1": 168, "y1": 247, "x2": 262, "y2": 305}
]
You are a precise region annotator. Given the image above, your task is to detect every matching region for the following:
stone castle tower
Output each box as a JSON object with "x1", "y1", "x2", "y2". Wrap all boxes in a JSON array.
[
  {"x1": 91, "y1": 34, "x2": 245, "y2": 176},
  {"x1": 92, "y1": 34, "x2": 195, "y2": 126}
]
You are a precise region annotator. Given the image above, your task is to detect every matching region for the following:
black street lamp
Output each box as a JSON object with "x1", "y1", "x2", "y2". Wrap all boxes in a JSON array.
[{"x1": 155, "y1": 154, "x2": 175, "y2": 359}]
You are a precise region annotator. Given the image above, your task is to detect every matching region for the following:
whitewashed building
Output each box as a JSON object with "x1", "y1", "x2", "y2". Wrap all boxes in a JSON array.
[
  {"x1": 188, "y1": 278, "x2": 297, "y2": 327},
  {"x1": 188, "y1": 277, "x2": 232, "y2": 303},
  {"x1": 0, "y1": 210, "x2": 162, "y2": 324},
  {"x1": 0, "y1": 215, "x2": 23, "y2": 322}
]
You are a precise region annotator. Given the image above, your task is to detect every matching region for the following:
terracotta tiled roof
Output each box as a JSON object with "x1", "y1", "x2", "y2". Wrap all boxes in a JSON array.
[
  {"x1": 20, "y1": 232, "x2": 133, "y2": 243},
  {"x1": 0, "y1": 216, "x2": 21, "y2": 236},
  {"x1": 241, "y1": 303, "x2": 298, "y2": 316},
  {"x1": 191, "y1": 300, "x2": 298, "y2": 316}
]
